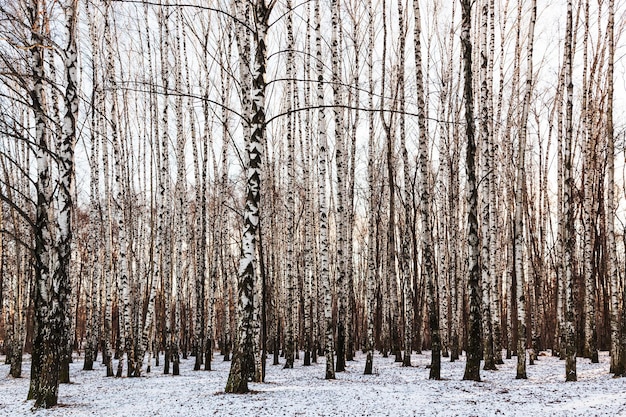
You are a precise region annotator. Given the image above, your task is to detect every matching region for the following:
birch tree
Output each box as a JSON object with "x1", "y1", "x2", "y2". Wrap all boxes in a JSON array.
[
  {"x1": 82, "y1": 0, "x2": 102, "y2": 373},
  {"x1": 380, "y1": 0, "x2": 401, "y2": 363},
  {"x1": 331, "y1": 0, "x2": 349, "y2": 372},
  {"x1": 396, "y1": 0, "x2": 414, "y2": 369},
  {"x1": 132, "y1": 0, "x2": 159, "y2": 377},
  {"x1": 514, "y1": 0, "x2": 536, "y2": 380},
  {"x1": 301, "y1": 0, "x2": 314, "y2": 366},
  {"x1": 479, "y1": 0, "x2": 495, "y2": 371},
  {"x1": 159, "y1": 0, "x2": 174, "y2": 375},
  {"x1": 413, "y1": 0, "x2": 440, "y2": 378},
  {"x1": 581, "y1": 0, "x2": 598, "y2": 362},
  {"x1": 225, "y1": 0, "x2": 274, "y2": 393},
  {"x1": 283, "y1": 0, "x2": 296, "y2": 369},
  {"x1": 487, "y1": 0, "x2": 502, "y2": 366},
  {"x1": 314, "y1": 0, "x2": 335, "y2": 380},
  {"x1": 364, "y1": 0, "x2": 376, "y2": 375},
  {"x1": 460, "y1": 0, "x2": 482, "y2": 382},
  {"x1": 25, "y1": 0, "x2": 55, "y2": 406},
  {"x1": 106, "y1": 9, "x2": 134, "y2": 378},
  {"x1": 54, "y1": 0, "x2": 79, "y2": 385},
  {"x1": 563, "y1": 0, "x2": 577, "y2": 382},
  {"x1": 21, "y1": 0, "x2": 78, "y2": 406},
  {"x1": 607, "y1": 0, "x2": 621, "y2": 377}
]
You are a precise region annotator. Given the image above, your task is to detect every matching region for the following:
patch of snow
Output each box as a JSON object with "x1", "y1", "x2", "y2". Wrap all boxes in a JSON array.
[{"x1": 1, "y1": 351, "x2": 625, "y2": 416}]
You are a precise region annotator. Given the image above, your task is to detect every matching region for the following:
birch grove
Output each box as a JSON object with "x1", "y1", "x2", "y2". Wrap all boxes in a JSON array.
[{"x1": 0, "y1": 0, "x2": 625, "y2": 408}]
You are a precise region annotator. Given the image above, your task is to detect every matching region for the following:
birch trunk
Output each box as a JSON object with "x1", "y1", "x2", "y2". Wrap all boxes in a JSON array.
[
  {"x1": 413, "y1": 0, "x2": 439, "y2": 378},
  {"x1": 27, "y1": 0, "x2": 59, "y2": 406},
  {"x1": 2, "y1": 164, "x2": 26, "y2": 378},
  {"x1": 204, "y1": 84, "x2": 214, "y2": 371},
  {"x1": 563, "y1": 0, "x2": 577, "y2": 382},
  {"x1": 158, "y1": 0, "x2": 174, "y2": 375},
  {"x1": 380, "y1": 0, "x2": 401, "y2": 363},
  {"x1": 314, "y1": 0, "x2": 335, "y2": 380},
  {"x1": 479, "y1": 0, "x2": 495, "y2": 371},
  {"x1": 83, "y1": 0, "x2": 101, "y2": 372},
  {"x1": 345, "y1": 7, "x2": 359, "y2": 363},
  {"x1": 134, "y1": 0, "x2": 158, "y2": 376},
  {"x1": 581, "y1": 0, "x2": 598, "y2": 365},
  {"x1": 302, "y1": 3, "x2": 314, "y2": 366},
  {"x1": 107, "y1": 45, "x2": 134, "y2": 380},
  {"x1": 397, "y1": 0, "x2": 413, "y2": 369},
  {"x1": 171, "y1": 8, "x2": 187, "y2": 376},
  {"x1": 514, "y1": 0, "x2": 536, "y2": 380},
  {"x1": 283, "y1": 0, "x2": 296, "y2": 369},
  {"x1": 607, "y1": 0, "x2": 621, "y2": 376},
  {"x1": 441, "y1": 2, "x2": 459, "y2": 362},
  {"x1": 487, "y1": 0, "x2": 502, "y2": 366},
  {"x1": 364, "y1": 0, "x2": 376, "y2": 375},
  {"x1": 101, "y1": 79, "x2": 114, "y2": 378},
  {"x1": 330, "y1": 0, "x2": 348, "y2": 372},
  {"x1": 461, "y1": 0, "x2": 481, "y2": 382},
  {"x1": 225, "y1": 0, "x2": 272, "y2": 393},
  {"x1": 213, "y1": 36, "x2": 232, "y2": 369},
  {"x1": 192, "y1": 66, "x2": 206, "y2": 374}
]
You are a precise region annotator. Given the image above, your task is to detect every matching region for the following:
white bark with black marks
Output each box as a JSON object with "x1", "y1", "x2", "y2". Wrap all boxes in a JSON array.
[
  {"x1": 225, "y1": 0, "x2": 273, "y2": 393},
  {"x1": 413, "y1": 0, "x2": 440, "y2": 378},
  {"x1": 460, "y1": 0, "x2": 481, "y2": 382},
  {"x1": 607, "y1": 0, "x2": 621, "y2": 377},
  {"x1": 364, "y1": 0, "x2": 376, "y2": 375},
  {"x1": 563, "y1": 0, "x2": 577, "y2": 382},
  {"x1": 314, "y1": 0, "x2": 335, "y2": 380}
]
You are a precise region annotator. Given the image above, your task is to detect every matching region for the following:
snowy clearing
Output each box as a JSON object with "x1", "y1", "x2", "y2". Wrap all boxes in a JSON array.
[{"x1": 1, "y1": 351, "x2": 625, "y2": 416}]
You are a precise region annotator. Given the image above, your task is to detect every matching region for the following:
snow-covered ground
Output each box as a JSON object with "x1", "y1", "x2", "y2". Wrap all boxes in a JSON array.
[{"x1": 1, "y1": 350, "x2": 625, "y2": 416}]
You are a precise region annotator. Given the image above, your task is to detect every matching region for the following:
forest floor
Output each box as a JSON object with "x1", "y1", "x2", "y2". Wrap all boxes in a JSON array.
[{"x1": 1, "y1": 349, "x2": 625, "y2": 416}]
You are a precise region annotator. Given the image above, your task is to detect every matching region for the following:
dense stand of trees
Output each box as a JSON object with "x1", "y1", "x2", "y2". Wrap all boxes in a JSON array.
[{"x1": 0, "y1": 0, "x2": 625, "y2": 407}]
